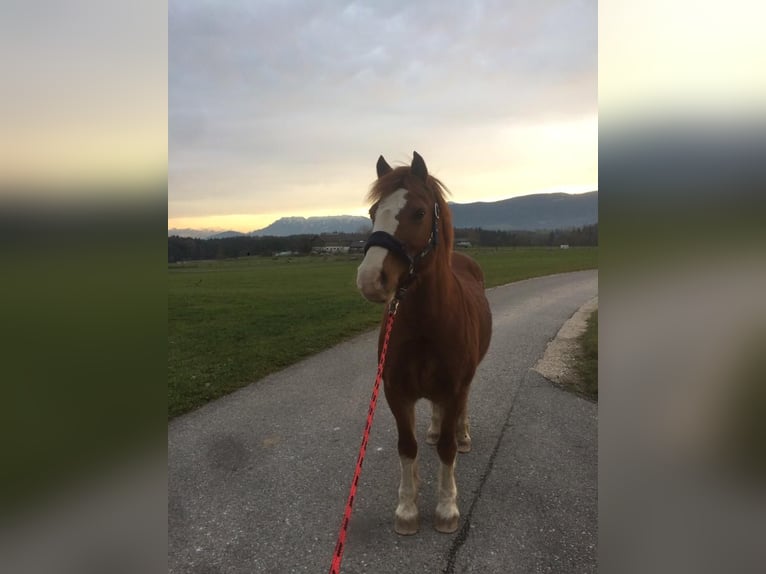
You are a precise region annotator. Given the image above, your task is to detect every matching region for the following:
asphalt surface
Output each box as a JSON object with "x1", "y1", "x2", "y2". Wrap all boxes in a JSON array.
[{"x1": 168, "y1": 270, "x2": 598, "y2": 574}]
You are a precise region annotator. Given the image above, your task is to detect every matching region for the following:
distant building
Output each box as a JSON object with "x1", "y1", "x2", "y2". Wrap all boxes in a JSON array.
[
  {"x1": 312, "y1": 245, "x2": 349, "y2": 254},
  {"x1": 560, "y1": 244, "x2": 570, "y2": 249},
  {"x1": 311, "y1": 234, "x2": 368, "y2": 255}
]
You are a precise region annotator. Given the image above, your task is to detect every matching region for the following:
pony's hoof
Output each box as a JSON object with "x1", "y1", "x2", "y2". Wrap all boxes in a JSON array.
[
  {"x1": 425, "y1": 429, "x2": 439, "y2": 445},
  {"x1": 457, "y1": 434, "x2": 472, "y2": 453},
  {"x1": 394, "y1": 504, "x2": 419, "y2": 535},
  {"x1": 434, "y1": 504, "x2": 460, "y2": 533}
]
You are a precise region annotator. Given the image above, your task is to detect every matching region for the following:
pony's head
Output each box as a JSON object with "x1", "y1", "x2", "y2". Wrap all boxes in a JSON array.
[{"x1": 356, "y1": 151, "x2": 453, "y2": 303}]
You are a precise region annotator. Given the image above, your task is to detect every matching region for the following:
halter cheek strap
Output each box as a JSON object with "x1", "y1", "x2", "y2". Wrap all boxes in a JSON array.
[
  {"x1": 363, "y1": 203, "x2": 440, "y2": 298},
  {"x1": 414, "y1": 202, "x2": 439, "y2": 263}
]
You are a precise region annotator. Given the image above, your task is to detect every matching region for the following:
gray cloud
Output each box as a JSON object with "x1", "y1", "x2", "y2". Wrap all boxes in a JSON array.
[{"x1": 169, "y1": 0, "x2": 596, "y2": 219}]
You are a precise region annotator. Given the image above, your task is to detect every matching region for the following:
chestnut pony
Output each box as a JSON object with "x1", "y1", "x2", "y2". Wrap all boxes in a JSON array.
[{"x1": 356, "y1": 152, "x2": 492, "y2": 534}]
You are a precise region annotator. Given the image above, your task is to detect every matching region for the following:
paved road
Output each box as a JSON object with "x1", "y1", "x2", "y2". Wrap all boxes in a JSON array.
[{"x1": 169, "y1": 270, "x2": 598, "y2": 574}]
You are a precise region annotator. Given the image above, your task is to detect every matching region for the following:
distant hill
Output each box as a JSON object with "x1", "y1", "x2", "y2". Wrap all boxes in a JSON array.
[
  {"x1": 449, "y1": 191, "x2": 597, "y2": 231},
  {"x1": 168, "y1": 228, "x2": 247, "y2": 239},
  {"x1": 250, "y1": 215, "x2": 370, "y2": 237},
  {"x1": 208, "y1": 230, "x2": 247, "y2": 239},
  {"x1": 168, "y1": 228, "x2": 224, "y2": 239},
  {"x1": 168, "y1": 191, "x2": 597, "y2": 238}
]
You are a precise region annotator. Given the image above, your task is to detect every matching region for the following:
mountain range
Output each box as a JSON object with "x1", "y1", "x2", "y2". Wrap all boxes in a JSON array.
[
  {"x1": 450, "y1": 191, "x2": 597, "y2": 231},
  {"x1": 168, "y1": 191, "x2": 597, "y2": 238}
]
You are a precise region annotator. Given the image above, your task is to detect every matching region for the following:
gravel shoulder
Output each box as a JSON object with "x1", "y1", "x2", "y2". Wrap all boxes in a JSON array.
[{"x1": 533, "y1": 296, "x2": 598, "y2": 389}]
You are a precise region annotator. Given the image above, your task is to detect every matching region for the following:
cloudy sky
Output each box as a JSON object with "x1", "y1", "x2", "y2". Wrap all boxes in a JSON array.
[
  {"x1": 1, "y1": 1, "x2": 166, "y2": 191},
  {"x1": 169, "y1": 0, "x2": 597, "y2": 232}
]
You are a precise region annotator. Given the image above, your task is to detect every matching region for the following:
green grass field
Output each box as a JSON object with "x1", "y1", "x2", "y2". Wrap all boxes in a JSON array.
[{"x1": 169, "y1": 247, "x2": 597, "y2": 418}]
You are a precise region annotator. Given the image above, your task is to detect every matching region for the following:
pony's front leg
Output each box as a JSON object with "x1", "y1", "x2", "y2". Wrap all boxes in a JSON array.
[
  {"x1": 434, "y1": 410, "x2": 460, "y2": 533},
  {"x1": 396, "y1": 454, "x2": 419, "y2": 535},
  {"x1": 390, "y1": 399, "x2": 419, "y2": 535}
]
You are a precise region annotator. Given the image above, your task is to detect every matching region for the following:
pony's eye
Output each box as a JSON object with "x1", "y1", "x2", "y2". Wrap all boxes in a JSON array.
[{"x1": 414, "y1": 208, "x2": 426, "y2": 221}]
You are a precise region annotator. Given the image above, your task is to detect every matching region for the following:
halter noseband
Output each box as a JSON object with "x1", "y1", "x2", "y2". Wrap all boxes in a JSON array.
[{"x1": 363, "y1": 202, "x2": 440, "y2": 298}]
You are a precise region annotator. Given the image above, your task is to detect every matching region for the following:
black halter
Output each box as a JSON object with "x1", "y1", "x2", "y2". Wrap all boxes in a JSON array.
[{"x1": 363, "y1": 202, "x2": 440, "y2": 298}]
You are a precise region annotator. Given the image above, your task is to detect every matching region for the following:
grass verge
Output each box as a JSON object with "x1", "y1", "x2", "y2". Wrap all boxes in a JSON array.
[{"x1": 574, "y1": 309, "x2": 598, "y2": 400}]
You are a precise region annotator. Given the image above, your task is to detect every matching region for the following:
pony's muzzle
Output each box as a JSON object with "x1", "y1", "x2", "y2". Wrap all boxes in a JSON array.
[
  {"x1": 356, "y1": 268, "x2": 388, "y2": 303},
  {"x1": 356, "y1": 246, "x2": 392, "y2": 303}
]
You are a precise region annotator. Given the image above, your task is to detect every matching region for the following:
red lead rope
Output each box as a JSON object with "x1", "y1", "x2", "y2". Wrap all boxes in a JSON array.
[{"x1": 328, "y1": 299, "x2": 399, "y2": 574}]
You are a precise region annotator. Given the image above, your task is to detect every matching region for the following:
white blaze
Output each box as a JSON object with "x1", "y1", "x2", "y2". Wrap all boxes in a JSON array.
[{"x1": 356, "y1": 188, "x2": 408, "y2": 294}]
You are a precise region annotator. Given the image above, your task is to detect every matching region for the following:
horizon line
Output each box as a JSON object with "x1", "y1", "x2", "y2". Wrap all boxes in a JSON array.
[{"x1": 168, "y1": 186, "x2": 598, "y2": 233}]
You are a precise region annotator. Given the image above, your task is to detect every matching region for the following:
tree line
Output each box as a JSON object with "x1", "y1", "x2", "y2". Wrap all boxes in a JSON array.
[
  {"x1": 168, "y1": 234, "x2": 318, "y2": 262},
  {"x1": 455, "y1": 224, "x2": 598, "y2": 248},
  {"x1": 168, "y1": 224, "x2": 597, "y2": 262}
]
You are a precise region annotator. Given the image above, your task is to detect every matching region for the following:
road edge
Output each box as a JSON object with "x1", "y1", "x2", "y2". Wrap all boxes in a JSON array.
[{"x1": 532, "y1": 295, "x2": 598, "y2": 392}]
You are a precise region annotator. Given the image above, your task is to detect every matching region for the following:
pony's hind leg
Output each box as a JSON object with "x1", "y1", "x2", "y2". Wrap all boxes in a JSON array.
[
  {"x1": 430, "y1": 401, "x2": 471, "y2": 453},
  {"x1": 390, "y1": 399, "x2": 419, "y2": 535},
  {"x1": 434, "y1": 405, "x2": 460, "y2": 533},
  {"x1": 426, "y1": 401, "x2": 441, "y2": 445},
  {"x1": 457, "y1": 408, "x2": 471, "y2": 453}
]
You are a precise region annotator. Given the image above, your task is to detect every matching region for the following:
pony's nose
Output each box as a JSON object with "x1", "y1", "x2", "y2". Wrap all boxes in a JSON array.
[
  {"x1": 356, "y1": 268, "x2": 388, "y2": 302},
  {"x1": 356, "y1": 247, "x2": 391, "y2": 303}
]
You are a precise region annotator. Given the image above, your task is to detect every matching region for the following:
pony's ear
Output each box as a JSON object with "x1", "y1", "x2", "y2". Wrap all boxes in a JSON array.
[
  {"x1": 411, "y1": 151, "x2": 428, "y2": 182},
  {"x1": 376, "y1": 155, "x2": 393, "y2": 178}
]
